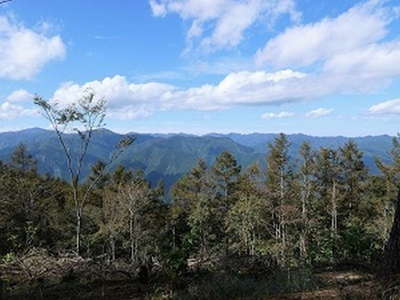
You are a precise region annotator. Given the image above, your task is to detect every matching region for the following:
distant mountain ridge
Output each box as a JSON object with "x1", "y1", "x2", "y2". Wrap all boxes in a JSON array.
[{"x1": 0, "y1": 128, "x2": 394, "y2": 190}]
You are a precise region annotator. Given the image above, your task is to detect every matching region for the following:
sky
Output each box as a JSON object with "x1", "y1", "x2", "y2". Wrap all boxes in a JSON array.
[{"x1": 0, "y1": 0, "x2": 400, "y2": 136}]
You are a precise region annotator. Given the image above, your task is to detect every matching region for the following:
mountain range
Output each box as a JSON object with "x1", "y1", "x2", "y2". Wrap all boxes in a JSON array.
[{"x1": 0, "y1": 128, "x2": 394, "y2": 191}]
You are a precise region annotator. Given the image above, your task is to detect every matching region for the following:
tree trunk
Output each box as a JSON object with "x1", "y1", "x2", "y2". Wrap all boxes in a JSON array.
[
  {"x1": 129, "y1": 215, "x2": 134, "y2": 263},
  {"x1": 73, "y1": 183, "x2": 81, "y2": 256},
  {"x1": 384, "y1": 187, "x2": 400, "y2": 273},
  {"x1": 110, "y1": 236, "x2": 116, "y2": 261},
  {"x1": 331, "y1": 181, "x2": 337, "y2": 263},
  {"x1": 300, "y1": 175, "x2": 308, "y2": 260},
  {"x1": 76, "y1": 208, "x2": 81, "y2": 255},
  {"x1": 331, "y1": 181, "x2": 337, "y2": 237}
]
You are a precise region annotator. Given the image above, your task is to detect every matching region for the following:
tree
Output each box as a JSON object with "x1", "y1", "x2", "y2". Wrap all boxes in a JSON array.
[
  {"x1": 266, "y1": 133, "x2": 294, "y2": 264},
  {"x1": 34, "y1": 92, "x2": 133, "y2": 255},
  {"x1": 298, "y1": 142, "x2": 316, "y2": 261},
  {"x1": 188, "y1": 169, "x2": 217, "y2": 258},
  {"x1": 212, "y1": 151, "x2": 241, "y2": 255},
  {"x1": 379, "y1": 136, "x2": 400, "y2": 273},
  {"x1": 11, "y1": 144, "x2": 37, "y2": 171},
  {"x1": 171, "y1": 159, "x2": 209, "y2": 252},
  {"x1": 226, "y1": 165, "x2": 265, "y2": 256},
  {"x1": 172, "y1": 159, "x2": 208, "y2": 218},
  {"x1": 376, "y1": 137, "x2": 400, "y2": 244},
  {"x1": 98, "y1": 188, "x2": 125, "y2": 261},
  {"x1": 314, "y1": 148, "x2": 342, "y2": 263},
  {"x1": 0, "y1": 147, "x2": 67, "y2": 254},
  {"x1": 118, "y1": 171, "x2": 151, "y2": 264},
  {"x1": 212, "y1": 152, "x2": 241, "y2": 201},
  {"x1": 339, "y1": 141, "x2": 368, "y2": 220}
]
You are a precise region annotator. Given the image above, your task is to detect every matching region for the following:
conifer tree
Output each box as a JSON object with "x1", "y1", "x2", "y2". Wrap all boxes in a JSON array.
[
  {"x1": 11, "y1": 143, "x2": 37, "y2": 171},
  {"x1": 266, "y1": 133, "x2": 293, "y2": 264},
  {"x1": 314, "y1": 148, "x2": 342, "y2": 262},
  {"x1": 380, "y1": 136, "x2": 400, "y2": 273},
  {"x1": 376, "y1": 137, "x2": 400, "y2": 242},
  {"x1": 212, "y1": 151, "x2": 241, "y2": 255},
  {"x1": 339, "y1": 140, "x2": 368, "y2": 221},
  {"x1": 226, "y1": 165, "x2": 265, "y2": 256},
  {"x1": 298, "y1": 142, "x2": 315, "y2": 261},
  {"x1": 171, "y1": 159, "x2": 209, "y2": 251}
]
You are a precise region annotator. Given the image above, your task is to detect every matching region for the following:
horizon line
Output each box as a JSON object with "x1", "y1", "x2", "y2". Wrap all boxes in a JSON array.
[{"x1": 0, "y1": 127, "x2": 396, "y2": 139}]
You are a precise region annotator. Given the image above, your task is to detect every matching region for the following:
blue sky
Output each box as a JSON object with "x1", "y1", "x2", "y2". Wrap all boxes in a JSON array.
[{"x1": 0, "y1": 0, "x2": 400, "y2": 136}]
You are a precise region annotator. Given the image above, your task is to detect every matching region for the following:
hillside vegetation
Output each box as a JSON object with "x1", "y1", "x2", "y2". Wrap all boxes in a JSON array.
[
  {"x1": 1, "y1": 132, "x2": 400, "y2": 299},
  {"x1": 0, "y1": 128, "x2": 393, "y2": 190}
]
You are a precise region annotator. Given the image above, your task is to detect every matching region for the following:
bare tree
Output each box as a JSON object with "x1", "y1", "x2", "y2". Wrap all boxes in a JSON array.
[
  {"x1": 99, "y1": 189, "x2": 125, "y2": 261},
  {"x1": 34, "y1": 92, "x2": 133, "y2": 255},
  {"x1": 118, "y1": 177, "x2": 151, "y2": 264}
]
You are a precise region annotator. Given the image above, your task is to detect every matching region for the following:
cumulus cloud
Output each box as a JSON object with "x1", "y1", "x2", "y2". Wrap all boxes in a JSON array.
[
  {"x1": 0, "y1": 101, "x2": 37, "y2": 120},
  {"x1": 52, "y1": 76, "x2": 176, "y2": 119},
  {"x1": 0, "y1": 16, "x2": 66, "y2": 80},
  {"x1": 49, "y1": 65, "x2": 400, "y2": 121},
  {"x1": 368, "y1": 98, "x2": 400, "y2": 115},
  {"x1": 323, "y1": 41, "x2": 400, "y2": 80},
  {"x1": 50, "y1": 71, "x2": 308, "y2": 119},
  {"x1": 255, "y1": 0, "x2": 389, "y2": 68},
  {"x1": 0, "y1": 90, "x2": 37, "y2": 120},
  {"x1": 5, "y1": 89, "x2": 33, "y2": 103},
  {"x1": 253, "y1": 0, "x2": 400, "y2": 100},
  {"x1": 149, "y1": 0, "x2": 300, "y2": 52},
  {"x1": 261, "y1": 111, "x2": 294, "y2": 119},
  {"x1": 306, "y1": 108, "x2": 333, "y2": 118}
]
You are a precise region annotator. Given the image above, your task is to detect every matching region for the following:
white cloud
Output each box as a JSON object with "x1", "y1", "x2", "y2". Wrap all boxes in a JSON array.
[
  {"x1": 0, "y1": 90, "x2": 38, "y2": 120},
  {"x1": 368, "y1": 98, "x2": 400, "y2": 115},
  {"x1": 255, "y1": 0, "x2": 389, "y2": 68},
  {"x1": 0, "y1": 16, "x2": 66, "y2": 80},
  {"x1": 323, "y1": 41, "x2": 400, "y2": 80},
  {"x1": 50, "y1": 65, "x2": 400, "y2": 120},
  {"x1": 52, "y1": 76, "x2": 176, "y2": 119},
  {"x1": 306, "y1": 108, "x2": 333, "y2": 118},
  {"x1": 0, "y1": 101, "x2": 37, "y2": 120},
  {"x1": 150, "y1": 0, "x2": 300, "y2": 52},
  {"x1": 261, "y1": 111, "x2": 294, "y2": 119},
  {"x1": 149, "y1": 0, "x2": 167, "y2": 16},
  {"x1": 253, "y1": 0, "x2": 400, "y2": 100},
  {"x1": 51, "y1": 70, "x2": 308, "y2": 119},
  {"x1": 6, "y1": 89, "x2": 33, "y2": 103}
]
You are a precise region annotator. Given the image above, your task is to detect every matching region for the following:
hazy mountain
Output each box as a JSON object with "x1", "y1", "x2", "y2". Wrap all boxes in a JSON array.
[{"x1": 0, "y1": 129, "x2": 394, "y2": 191}]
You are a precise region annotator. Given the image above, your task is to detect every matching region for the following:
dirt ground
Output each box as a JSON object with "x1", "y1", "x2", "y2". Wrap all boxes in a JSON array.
[{"x1": 272, "y1": 270, "x2": 381, "y2": 299}]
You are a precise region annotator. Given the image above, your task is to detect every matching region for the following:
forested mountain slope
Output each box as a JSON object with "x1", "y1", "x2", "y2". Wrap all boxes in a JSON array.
[{"x1": 0, "y1": 128, "x2": 394, "y2": 188}]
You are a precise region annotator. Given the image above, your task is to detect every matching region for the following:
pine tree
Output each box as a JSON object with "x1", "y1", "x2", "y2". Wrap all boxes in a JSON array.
[
  {"x1": 376, "y1": 137, "x2": 400, "y2": 243},
  {"x1": 211, "y1": 151, "x2": 241, "y2": 255},
  {"x1": 339, "y1": 140, "x2": 368, "y2": 221},
  {"x1": 266, "y1": 133, "x2": 293, "y2": 264},
  {"x1": 212, "y1": 151, "x2": 241, "y2": 202},
  {"x1": 380, "y1": 136, "x2": 400, "y2": 273},
  {"x1": 226, "y1": 165, "x2": 265, "y2": 256},
  {"x1": 314, "y1": 148, "x2": 342, "y2": 263},
  {"x1": 11, "y1": 143, "x2": 37, "y2": 171},
  {"x1": 298, "y1": 142, "x2": 316, "y2": 262},
  {"x1": 172, "y1": 159, "x2": 208, "y2": 217}
]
